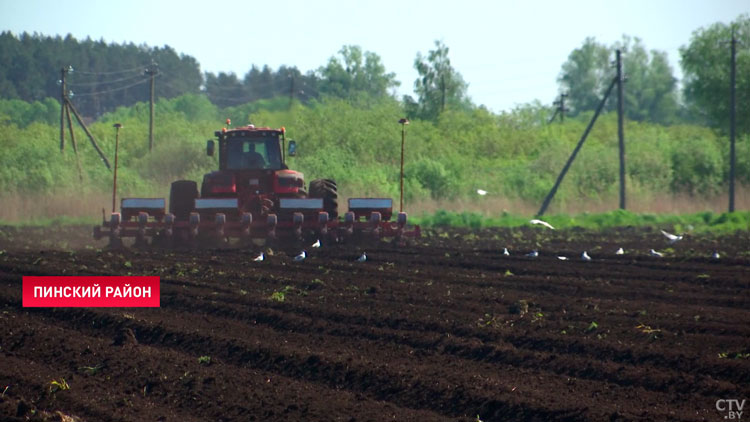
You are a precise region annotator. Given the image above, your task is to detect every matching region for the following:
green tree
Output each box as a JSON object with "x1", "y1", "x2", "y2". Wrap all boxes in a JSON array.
[
  {"x1": 558, "y1": 36, "x2": 679, "y2": 124},
  {"x1": 680, "y1": 14, "x2": 750, "y2": 134},
  {"x1": 318, "y1": 45, "x2": 399, "y2": 99},
  {"x1": 409, "y1": 40, "x2": 471, "y2": 121},
  {"x1": 205, "y1": 72, "x2": 243, "y2": 107},
  {"x1": 558, "y1": 37, "x2": 612, "y2": 115}
]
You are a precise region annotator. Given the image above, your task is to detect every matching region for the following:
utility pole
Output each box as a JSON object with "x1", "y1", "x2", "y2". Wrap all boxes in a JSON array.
[
  {"x1": 549, "y1": 93, "x2": 568, "y2": 123},
  {"x1": 399, "y1": 118, "x2": 409, "y2": 213},
  {"x1": 112, "y1": 123, "x2": 122, "y2": 213},
  {"x1": 288, "y1": 73, "x2": 296, "y2": 110},
  {"x1": 440, "y1": 75, "x2": 446, "y2": 113},
  {"x1": 145, "y1": 63, "x2": 158, "y2": 152},
  {"x1": 537, "y1": 78, "x2": 617, "y2": 217},
  {"x1": 59, "y1": 66, "x2": 70, "y2": 152},
  {"x1": 728, "y1": 29, "x2": 737, "y2": 213},
  {"x1": 66, "y1": 98, "x2": 111, "y2": 169},
  {"x1": 616, "y1": 49, "x2": 626, "y2": 210}
]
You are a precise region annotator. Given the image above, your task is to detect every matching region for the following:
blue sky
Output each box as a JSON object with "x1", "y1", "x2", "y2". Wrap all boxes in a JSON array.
[{"x1": 1, "y1": 0, "x2": 747, "y2": 112}]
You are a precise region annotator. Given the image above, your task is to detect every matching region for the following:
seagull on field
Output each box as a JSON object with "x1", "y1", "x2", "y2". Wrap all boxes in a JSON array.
[
  {"x1": 581, "y1": 251, "x2": 592, "y2": 261},
  {"x1": 649, "y1": 249, "x2": 663, "y2": 258},
  {"x1": 526, "y1": 250, "x2": 539, "y2": 258},
  {"x1": 711, "y1": 251, "x2": 720, "y2": 260},
  {"x1": 557, "y1": 256, "x2": 568, "y2": 260},
  {"x1": 356, "y1": 252, "x2": 367, "y2": 262},
  {"x1": 503, "y1": 248, "x2": 510, "y2": 256},
  {"x1": 252, "y1": 252, "x2": 265, "y2": 262},
  {"x1": 477, "y1": 189, "x2": 488, "y2": 196},
  {"x1": 530, "y1": 219, "x2": 555, "y2": 230},
  {"x1": 293, "y1": 251, "x2": 307, "y2": 262},
  {"x1": 615, "y1": 247, "x2": 624, "y2": 255},
  {"x1": 311, "y1": 239, "x2": 321, "y2": 248},
  {"x1": 660, "y1": 229, "x2": 683, "y2": 244}
]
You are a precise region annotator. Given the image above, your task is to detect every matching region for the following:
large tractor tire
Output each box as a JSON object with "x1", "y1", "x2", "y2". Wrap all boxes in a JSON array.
[
  {"x1": 309, "y1": 178, "x2": 338, "y2": 219},
  {"x1": 169, "y1": 180, "x2": 198, "y2": 222}
]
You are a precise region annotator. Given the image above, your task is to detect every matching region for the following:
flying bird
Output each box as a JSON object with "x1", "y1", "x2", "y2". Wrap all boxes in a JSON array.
[
  {"x1": 356, "y1": 252, "x2": 367, "y2": 262},
  {"x1": 311, "y1": 239, "x2": 321, "y2": 248},
  {"x1": 660, "y1": 229, "x2": 683, "y2": 244},
  {"x1": 252, "y1": 252, "x2": 264, "y2": 262},
  {"x1": 615, "y1": 247, "x2": 624, "y2": 255},
  {"x1": 711, "y1": 251, "x2": 720, "y2": 260},
  {"x1": 526, "y1": 250, "x2": 539, "y2": 258},
  {"x1": 293, "y1": 251, "x2": 307, "y2": 262},
  {"x1": 581, "y1": 251, "x2": 591, "y2": 261},
  {"x1": 503, "y1": 248, "x2": 510, "y2": 256},
  {"x1": 530, "y1": 219, "x2": 555, "y2": 230},
  {"x1": 557, "y1": 256, "x2": 568, "y2": 260},
  {"x1": 649, "y1": 249, "x2": 663, "y2": 258},
  {"x1": 477, "y1": 189, "x2": 488, "y2": 196}
]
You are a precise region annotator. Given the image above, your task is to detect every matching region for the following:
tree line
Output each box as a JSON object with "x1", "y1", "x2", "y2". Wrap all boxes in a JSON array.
[{"x1": 0, "y1": 13, "x2": 748, "y2": 134}]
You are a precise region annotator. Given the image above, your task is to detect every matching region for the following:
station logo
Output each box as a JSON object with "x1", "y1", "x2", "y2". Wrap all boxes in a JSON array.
[{"x1": 717, "y1": 399, "x2": 745, "y2": 420}]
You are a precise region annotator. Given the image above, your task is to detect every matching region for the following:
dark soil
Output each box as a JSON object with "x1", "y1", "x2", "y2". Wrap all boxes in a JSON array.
[{"x1": 0, "y1": 225, "x2": 748, "y2": 421}]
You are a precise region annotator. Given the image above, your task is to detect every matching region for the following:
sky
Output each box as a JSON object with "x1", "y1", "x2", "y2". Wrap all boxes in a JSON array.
[{"x1": 1, "y1": 0, "x2": 747, "y2": 113}]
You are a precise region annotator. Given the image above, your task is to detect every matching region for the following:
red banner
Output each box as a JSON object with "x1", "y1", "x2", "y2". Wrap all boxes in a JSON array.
[{"x1": 23, "y1": 276, "x2": 160, "y2": 307}]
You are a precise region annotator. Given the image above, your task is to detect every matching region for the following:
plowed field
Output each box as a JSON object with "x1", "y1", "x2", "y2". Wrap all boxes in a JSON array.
[{"x1": 0, "y1": 225, "x2": 748, "y2": 421}]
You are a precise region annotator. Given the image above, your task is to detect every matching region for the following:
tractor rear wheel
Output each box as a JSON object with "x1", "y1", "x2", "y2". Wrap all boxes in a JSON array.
[
  {"x1": 309, "y1": 178, "x2": 338, "y2": 219},
  {"x1": 169, "y1": 180, "x2": 198, "y2": 222}
]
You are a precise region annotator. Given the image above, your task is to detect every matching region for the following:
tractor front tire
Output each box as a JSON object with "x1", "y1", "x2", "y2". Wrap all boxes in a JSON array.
[
  {"x1": 309, "y1": 179, "x2": 338, "y2": 219},
  {"x1": 169, "y1": 180, "x2": 198, "y2": 222}
]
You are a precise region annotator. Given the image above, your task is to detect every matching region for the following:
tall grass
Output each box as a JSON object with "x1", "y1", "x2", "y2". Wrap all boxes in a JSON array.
[
  {"x1": 412, "y1": 209, "x2": 750, "y2": 234},
  {"x1": 0, "y1": 94, "x2": 748, "y2": 223}
]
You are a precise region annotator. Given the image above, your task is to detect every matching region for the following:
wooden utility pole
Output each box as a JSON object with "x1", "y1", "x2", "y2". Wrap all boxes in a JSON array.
[
  {"x1": 728, "y1": 29, "x2": 737, "y2": 213},
  {"x1": 549, "y1": 93, "x2": 568, "y2": 124},
  {"x1": 537, "y1": 78, "x2": 617, "y2": 217},
  {"x1": 616, "y1": 49, "x2": 626, "y2": 210},
  {"x1": 399, "y1": 118, "x2": 409, "y2": 212},
  {"x1": 66, "y1": 98, "x2": 111, "y2": 169},
  {"x1": 59, "y1": 66, "x2": 70, "y2": 152},
  {"x1": 558, "y1": 93, "x2": 567, "y2": 122},
  {"x1": 64, "y1": 104, "x2": 83, "y2": 181},
  {"x1": 289, "y1": 73, "x2": 295, "y2": 109},
  {"x1": 112, "y1": 123, "x2": 122, "y2": 213},
  {"x1": 145, "y1": 63, "x2": 158, "y2": 152},
  {"x1": 440, "y1": 75, "x2": 446, "y2": 113}
]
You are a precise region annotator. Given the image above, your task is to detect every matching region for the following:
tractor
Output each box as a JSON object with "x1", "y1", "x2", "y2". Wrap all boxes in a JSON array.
[{"x1": 94, "y1": 123, "x2": 419, "y2": 248}]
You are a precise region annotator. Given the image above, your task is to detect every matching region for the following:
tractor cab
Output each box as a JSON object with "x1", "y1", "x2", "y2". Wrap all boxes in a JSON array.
[
  {"x1": 207, "y1": 125, "x2": 290, "y2": 171},
  {"x1": 202, "y1": 125, "x2": 304, "y2": 200}
]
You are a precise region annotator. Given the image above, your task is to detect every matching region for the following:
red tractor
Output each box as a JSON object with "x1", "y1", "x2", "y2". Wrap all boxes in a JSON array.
[{"x1": 94, "y1": 124, "x2": 419, "y2": 247}]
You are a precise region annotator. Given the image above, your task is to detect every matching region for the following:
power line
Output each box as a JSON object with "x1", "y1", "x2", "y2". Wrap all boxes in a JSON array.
[
  {"x1": 73, "y1": 65, "x2": 146, "y2": 76},
  {"x1": 71, "y1": 76, "x2": 153, "y2": 97},
  {"x1": 69, "y1": 73, "x2": 147, "y2": 87}
]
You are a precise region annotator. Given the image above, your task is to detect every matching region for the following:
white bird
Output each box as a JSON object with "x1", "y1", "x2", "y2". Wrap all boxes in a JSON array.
[
  {"x1": 649, "y1": 249, "x2": 663, "y2": 257},
  {"x1": 615, "y1": 247, "x2": 625, "y2": 255},
  {"x1": 530, "y1": 219, "x2": 555, "y2": 230},
  {"x1": 557, "y1": 256, "x2": 568, "y2": 260},
  {"x1": 503, "y1": 248, "x2": 510, "y2": 256},
  {"x1": 711, "y1": 251, "x2": 720, "y2": 259},
  {"x1": 581, "y1": 251, "x2": 591, "y2": 261},
  {"x1": 477, "y1": 189, "x2": 488, "y2": 196},
  {"x1": 526, "y1": 250, "x2": 539, "y2": 258},
  {"x1": 293, "y1": 251, "x2": 307, "y2": 262},
  {"x1": 311, "y1": 239, "x2": 321, "y2": 248},
  {"x1": 252, "y1": 252, "x2": 264, "y2": 262},
  {"x1": 356, "y1": 252, "x2": 367, "y2": 262},
  {"x1": 660, "y1": 229, "x2": 683, "y2": 244}
]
